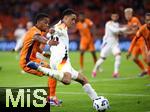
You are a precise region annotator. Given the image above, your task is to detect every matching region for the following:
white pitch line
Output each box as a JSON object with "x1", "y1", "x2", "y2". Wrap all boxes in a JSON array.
[
  {"x1": 2, "y1": 76, "x2": 144, "y2": 87},
  {"x1": 56, "y1": 91, "x2": 150, "y2": 97},
  {"x1": 89, "y1": 76, "x2": 140, "y2": 82},
  {"x1": 57, "y1": 76, "x2": 141, "y2": 86}
]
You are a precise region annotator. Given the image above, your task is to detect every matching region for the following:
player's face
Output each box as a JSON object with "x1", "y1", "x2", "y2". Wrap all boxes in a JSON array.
[
  {"x1": 145, "y1": 15, "x2": 150, "y2": 28},
  {"x1": 125, "y1": 12, "x2": 132, "y2": 21},
  {"x1": 38, "y1": 17, "x2": 50, "y2": 31},
  {"x1": 79, "y1": 14, "x2": 85, "y2": 22},
  {"x1": 111, "y1": 14, "x2": 119, "y2": 21},
  {"x1": 65, "y1": 14, "x2": 77, "y2": 28}
]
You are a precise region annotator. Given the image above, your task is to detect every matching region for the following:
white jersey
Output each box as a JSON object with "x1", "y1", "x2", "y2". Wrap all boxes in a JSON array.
[
  {"x1": 103, "y1": 21, "x2": 127, "y2": 44},
  {"x1": 47, "y1": 21, "x2": 79, "y2": 80},
  {"x1": 100, "y1": 21, "x2": 126, "y2": 57},
  {"x1": 47, "y1": 21, "x2": 70, "y2": 66},
  {"x1": 14, "y1": 28, "x2": 26, "y2": 40}
]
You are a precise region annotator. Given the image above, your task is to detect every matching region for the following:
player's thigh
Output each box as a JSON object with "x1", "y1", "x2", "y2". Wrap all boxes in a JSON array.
[
  {"x1": 112, "y1": 44, "x2": 121, "y2": 56},
  {"x1": 131, "y1": 46, "x2": 141, "y2": 58},
  {"x1": 75, "y1": 73, "x2": 88, "y2": 85},
  {"x1": 80, "y1": 41, "x2": 88, "y2": 51},
  {"x1": 88, "y1": 40, "x2": 95, "y2": 52},
  {"x1": 141, "y1": 46, "x2": 149, "y2": 64},
  {"x1": 147, "y1": 51, "x2": 150, "y2": 65},
  {"x1": 61, "y1": 62, "x2": 79, "y2": 80},
  {"x1": 23, "y1": 66, "x2": 44, "y2": 76},
  {"x1": 100, "y1": 44, "x2": 111, "y2": 57}
]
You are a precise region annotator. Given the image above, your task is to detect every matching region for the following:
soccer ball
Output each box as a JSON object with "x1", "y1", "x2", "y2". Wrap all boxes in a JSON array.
[{"x1": 93, "y1": 96, "x2": 110, "y2": 112}]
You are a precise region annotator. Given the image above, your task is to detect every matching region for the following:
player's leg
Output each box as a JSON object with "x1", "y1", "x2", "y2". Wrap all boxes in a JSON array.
[
  {"x1": 14, "y1": 38, "x2": 23, "y2": 52},
  {"x1": 131, "y1": 46, "x2": 146, "y2": 73},
  {"x1": 75, "y1": 73, "x2": 98, "y2": 100},
  {"x1": 48, "y1": 77, "x2": 63, "y2": 106},
  {"x1": 80, "y1": 41, "x2": 88, "y2": 71},
  {"x1": 143, "y1": 50, "x2": 150, "y2": 76},
  {"x1": 113, "y1": 53, "x2": 121, "y2": 78},
  {"x1": 92, "y1": 43, "x2": 110, "y2": 77},
  {"x1": 22, "y1": 63, "x2": 62, "y2": 106},
  {"x1": 112, "y1": 44, "x2": 121, "y2": 78},
  {"x1": 89, "y1": 41, "x2": 97, "y2": 64},
  {"x1": 80, "y1": 50, "x2": 85, "y2": 72},
  {"x1": 91, "y1": 51, "x2": 97, "y2": 64},
  {"x1": 26, "y1": 61, "x2": 64, "y2": 80}
]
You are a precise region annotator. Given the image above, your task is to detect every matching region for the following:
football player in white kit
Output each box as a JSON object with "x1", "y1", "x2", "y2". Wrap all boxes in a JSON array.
[
  {"x1": 14, "y1": 23, "x2": 26, "y2": 51},
  {"x1": 28, "y1": 9, "x2": 100, "y2": 102},
  {"x1": 92, "y1": 12, "x2": 128, "y2": 78},
  {"x1": 14, "y1": 21, "x2": 33, "y2": 52}
]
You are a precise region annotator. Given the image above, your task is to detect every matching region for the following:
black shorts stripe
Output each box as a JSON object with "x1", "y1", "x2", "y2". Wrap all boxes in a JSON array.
[{"x1": 25, "y1": 42, "x2": 35, "y2": 63}]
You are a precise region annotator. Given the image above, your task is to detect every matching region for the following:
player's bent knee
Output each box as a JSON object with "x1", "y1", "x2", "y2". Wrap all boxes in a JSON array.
[
  {"x1": 133, "y1": 58, "x2": 138, "y2": 62},
  {"x1": 62, "y1": 79, "x2": 71, "y2": 85},
  {"x1": 75, "y1": 73, "x2": 88, "y2": 85},
  {"x1": 62, "y1": 72, "x2": 71, "y2": 85},
  {"x1": 82, "y1": 76, "x2": 88, "y2": 85}
]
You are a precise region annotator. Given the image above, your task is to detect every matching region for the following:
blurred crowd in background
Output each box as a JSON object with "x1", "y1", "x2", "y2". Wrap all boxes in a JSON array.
[{"x1": 0, "y1": 0, "x2": 149, "y2": 41}]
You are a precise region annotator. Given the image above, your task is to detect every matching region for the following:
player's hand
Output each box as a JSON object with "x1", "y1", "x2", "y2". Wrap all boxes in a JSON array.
[
  {"x1": 47, "y1": 39, "x2": 59, "y2": 46},
  {"x1": 49, "y1": 28, "x2": 55, "y2": 34},
  {"x1": 126, "y1": 52, "x2": 131, "y2": 60}
]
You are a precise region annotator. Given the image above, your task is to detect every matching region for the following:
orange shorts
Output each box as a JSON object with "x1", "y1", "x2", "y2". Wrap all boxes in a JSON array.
[
  {"x1": 80, "y1": 40, "x2": 95, "y2": 51},
  {"x1": 20, "y1": 58, "x2": 49, "y2": 76},
  {"x1": 131, "y1": 45, "x2": 142, "y2": 57}
]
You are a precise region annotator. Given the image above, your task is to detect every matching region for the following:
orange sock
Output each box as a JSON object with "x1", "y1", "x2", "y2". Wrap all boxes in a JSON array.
[
  {"x1": 134, "y1": 59, "x2": 145, "y2": 71},
  {"x1": 80, "y1": 54, "x2": 84, "y2": 69},
  {"x1": 48, "y1": 77, "x2": 57, "y2": 98}
]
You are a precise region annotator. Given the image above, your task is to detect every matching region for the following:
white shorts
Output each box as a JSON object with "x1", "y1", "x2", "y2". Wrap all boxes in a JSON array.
[
  {"x1": 100, "y1": 42, "x2": 120, "y2": 57},
  {"x1": 50, "y1": 60, "x2": 79, "y2": 80}
]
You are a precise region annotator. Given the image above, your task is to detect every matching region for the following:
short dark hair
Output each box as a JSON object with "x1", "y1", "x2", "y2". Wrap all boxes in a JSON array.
[
  {"x1": 145, "y1": 13, "x2": 150, "y2": 17},
  {"x1": 62, "y1": 9, "x2": 77, "y2": 18},
  {"x1": 111, "y1": 10, "x2": 119, "y2": 15},
  {"x1": 35, "y1": 13, "x2": 49, "y2": 23}
]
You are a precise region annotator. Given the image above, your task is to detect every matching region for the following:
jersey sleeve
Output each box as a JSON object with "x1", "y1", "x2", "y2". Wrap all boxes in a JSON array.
[
  {"x1": 107, "y1": 22, "x2": 127, "y2": 33},
  {"x1": 76, "y1": 22, "x2": 82, "y2": 30},
  {"x1": 86, "y1": 19, "x2": 93, "y2": 27},
  {"x1": 132, "y1": 17, "x2": 141, "y2": 27}
]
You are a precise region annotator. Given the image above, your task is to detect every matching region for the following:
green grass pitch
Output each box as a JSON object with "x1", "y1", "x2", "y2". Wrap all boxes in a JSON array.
[{"x1": 0, "y1": 51, "x2": 150, "y2": 112}]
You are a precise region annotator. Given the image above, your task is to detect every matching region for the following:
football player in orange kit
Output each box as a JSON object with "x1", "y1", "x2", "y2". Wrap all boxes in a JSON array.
[
  {"x1": 76, "y1": 13, "x2": 97, "y2": 72},
  {"x1": 124, "y1": 8, "x2": 147, "y2": 76},
  {"x1": 19, "y1": 13, "x2": 62, "y2": 106},
  {"x1": 127, "y1": 13, "x2": 150, "y2": 76}
]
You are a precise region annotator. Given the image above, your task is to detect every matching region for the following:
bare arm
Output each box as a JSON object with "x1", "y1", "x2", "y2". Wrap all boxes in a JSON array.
[
  {"x1": 108, "y1": 23, "x2": 127, "y2": 34},
  {"x1": 33, "y1": 34, "x2": 47, "y2": 44},
  {"x1": 33, "y1": 34, "x2": 59, "y2": 46}
]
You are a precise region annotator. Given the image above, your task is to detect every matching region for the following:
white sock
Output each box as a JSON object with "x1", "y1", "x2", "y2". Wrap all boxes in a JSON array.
[
  {"x1": 38, "y1": 66, "x2": 64, "y2": 81},
  {"x1": 114, "y1": 55, "x2": 121, "y2": 74},
  {"x1": 83, "y1": 83, "x2": 98, "y2": 100},
  {"x1": 93, "y1": 58, "x2": 105, "y2": 72}
]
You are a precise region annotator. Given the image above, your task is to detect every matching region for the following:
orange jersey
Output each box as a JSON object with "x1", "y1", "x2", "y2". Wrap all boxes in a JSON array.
[
  {"x1": 20, "y1": 26, "x2": 44, "y2": 66},
  {"x1": 136, "y1": 24, "x2": 150, "y2": 50},
  {"x1": 127, "y1": 17, "x2": 141, "y2": 40},
  {"x1": 129, "y1": 24, "x2": 150, "y2": 53},
  {"x1": 76, "y1": 18, "x2": 93, "y2": 42}
]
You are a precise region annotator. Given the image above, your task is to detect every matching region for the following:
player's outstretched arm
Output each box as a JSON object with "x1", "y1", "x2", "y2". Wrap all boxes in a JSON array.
[{"x1": 33, "y1": 34, "x2": 59, "y2": 46}]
